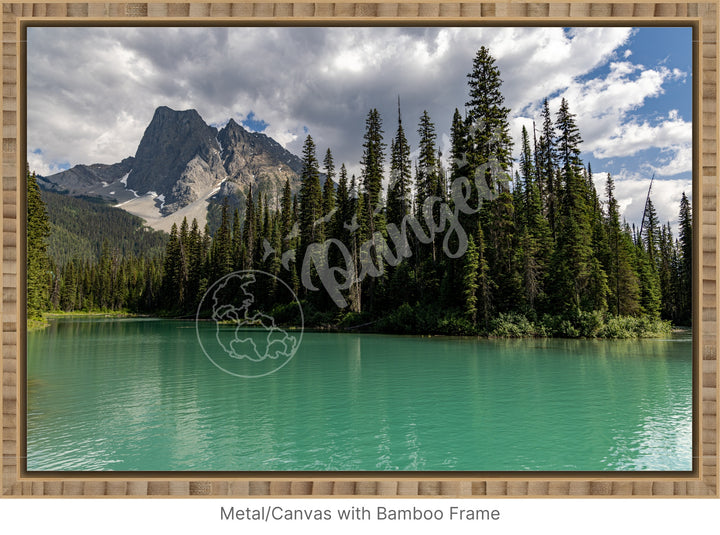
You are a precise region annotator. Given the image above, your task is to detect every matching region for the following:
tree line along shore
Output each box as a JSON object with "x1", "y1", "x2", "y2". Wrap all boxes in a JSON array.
[{"x1": 27, "y1": 46, "x2": 691, "y2": 339}]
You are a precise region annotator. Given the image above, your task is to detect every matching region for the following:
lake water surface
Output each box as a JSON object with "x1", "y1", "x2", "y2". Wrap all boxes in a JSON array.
[{"x1": 27, "y1": 317, "x2": 692, "y2": 471}]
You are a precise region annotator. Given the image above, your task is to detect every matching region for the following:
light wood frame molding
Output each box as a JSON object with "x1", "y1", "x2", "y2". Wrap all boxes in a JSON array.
[{"x1": 1, "y1": 1, "x2": 717, "y2": 497}]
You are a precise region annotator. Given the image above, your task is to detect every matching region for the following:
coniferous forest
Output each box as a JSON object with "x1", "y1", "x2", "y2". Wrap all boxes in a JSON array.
[{"x1": 28, "y1": 47, "x2": 692, "y2": 337}]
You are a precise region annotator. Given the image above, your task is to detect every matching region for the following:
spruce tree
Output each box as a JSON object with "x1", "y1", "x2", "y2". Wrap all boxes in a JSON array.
[
  {"x1": 387, "y1": 102, "x2": 412, "y2": 228},
  {"x1": 415, "y1": 110, "x2": 439, "y2": 211},
  {"x1": 242, "y1": 188, "x2": 256, "y2": 270},
  {"x1": 360, "y1": 108, "x2": 386, "y2": 235},
  {"x1": 359, "y1": 109, "x2": 386, "y2": 310},
  {"x1": 678, "y1": 192, "x2": 692, "y2": 323},
  {"x1": 555, "y1": 97, "x2": 583, "y2": 179},
  {"x1": 604, "y1": 174, "x2": 640, "y2": 316},
  {"x1": 537, "y1": 99, "x2": 557, "y2": 236},
  {"x1": 322, "y1": 148, "x2": 336, "y2": 217},
  {"x1": 298, "y1": 134, "x2": 324, "y2": 273},
  {"x1": 27, "y1": 170, "x2": 51, "y2": 318},
  {"x1": 465, "y1": 46, "x2": 513, "y2": 193},
  {"x1": 462, "y1": 234, "x2": 480, "y2": 323},
  {"x1": 280, "y1": 178, "x2": 293, "y2": 239},
  {"x1": 210, "y1": 197, "x2": 233, "y2": 281}
]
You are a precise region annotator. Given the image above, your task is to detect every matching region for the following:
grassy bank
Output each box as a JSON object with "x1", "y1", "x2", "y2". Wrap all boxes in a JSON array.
[
  {"x1": 29, "y1": 309, "x2": 146, "y2": 332},
  {"x1": 306, "y1": 303, "x2": 674, "y2": 339}
]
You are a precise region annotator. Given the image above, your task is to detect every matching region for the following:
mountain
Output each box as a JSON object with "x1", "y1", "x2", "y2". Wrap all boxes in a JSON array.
[{"x1": 39, "y1": 106, "x2": 306, "y2": 232}]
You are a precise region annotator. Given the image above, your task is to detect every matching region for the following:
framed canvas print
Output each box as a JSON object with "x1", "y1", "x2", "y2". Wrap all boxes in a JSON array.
[{"x1": 1, "y1": 1, "x2": 717, "y2": 498}]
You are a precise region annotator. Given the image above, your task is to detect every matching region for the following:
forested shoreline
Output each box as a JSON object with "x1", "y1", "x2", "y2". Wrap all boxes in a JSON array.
[{"x1": 27, "y1": 46, "x2": 692, "y2": 338}]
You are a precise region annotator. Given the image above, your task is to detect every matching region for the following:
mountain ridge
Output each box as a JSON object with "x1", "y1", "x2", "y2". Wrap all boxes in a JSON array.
[{"x1": 39, "y1": 106, "x2": 307, "y2": 231}]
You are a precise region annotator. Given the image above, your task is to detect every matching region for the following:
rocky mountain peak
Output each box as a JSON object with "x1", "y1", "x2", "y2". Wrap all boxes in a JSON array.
[
  {"x1": 128, "y1": 107, "x2": 222, "y2": 201},
  {"x1": 38, "y1": 106, "x2": 309, "y2": 232}
]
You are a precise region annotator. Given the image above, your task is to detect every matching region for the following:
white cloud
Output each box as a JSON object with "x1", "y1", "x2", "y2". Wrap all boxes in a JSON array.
[
  {"x1": 593, "y1": 171, "x2": 691, "y2": 232},
  {"x1": 26, "y1": 22, "x2": 690, "y2": 234}
]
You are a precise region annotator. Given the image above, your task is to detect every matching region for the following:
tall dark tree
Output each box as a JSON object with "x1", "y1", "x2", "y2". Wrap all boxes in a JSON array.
[
  {"x1": 603, "y1": 174, "x2": 640, "y2": 316},
  {"x1": 678, "y1": 192, "x2": 692, "y2": 323},
  {"x1": 299, "y1": 135, "x2": 324, "y2": 265},
  {"x1": 536, "y1": 99, "x2": 557, "y2": 235},
  {"x1": 554, "y1": 97, "x2": 583, "y2": 179},
  {"x1": 465, "y1": 45, "x2": 513, "y2": 193},
  {"x1": 415, "y1": 110, "x2": 439, "y2": 211},
  {"x1": 387, "y1": 100, "x2": 412, "y2": 228},
  {"x1": 642, "y1": 196, "x2": 661, "y2": 269},
  {"x1": 359, "y1": 109, "x2": 386, "y2": 310},
  {"x1": 210, "y1": 197, "x2": 233, "y2": 281},
  {"x1": 322, "y1": 148, "x2": 336, "y2": 217},
  {"x1": 360, "y1": 108, "x2": 386, "y2": 233},
  {"x1": 27, "y1": 170, "x2": 51, "y2": 319},
  {"x1": 242, "y1": 187, "x2": 256, "y2": 269}
]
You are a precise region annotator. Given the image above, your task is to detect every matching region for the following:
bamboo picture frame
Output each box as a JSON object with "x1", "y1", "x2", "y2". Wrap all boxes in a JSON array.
[{"x1": 1, "y1": 1, "x2": 717, "y2": 497}]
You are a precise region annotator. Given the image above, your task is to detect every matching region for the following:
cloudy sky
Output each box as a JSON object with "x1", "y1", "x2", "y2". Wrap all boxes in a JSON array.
[{"x1": 27, "y1": 26, "x2": 691, "y2": 229}]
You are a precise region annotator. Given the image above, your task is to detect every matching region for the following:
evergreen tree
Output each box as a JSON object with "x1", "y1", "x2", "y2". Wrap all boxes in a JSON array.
[
  {"x1": 604, "y1": 174, "x2": 640, "y2": 316},
  {"x1": 322, "y1": 148, "x2": 336, "y2": 217},
  {"x1": 678, "y1": 192, "x2": 692, "y2": 323},
  {"x1": 555, "y1": 97, "x2": 583, "y2": 179},
  {"x1": 334, "y1": 163, "x2": 351, "y2": 241},
  {"x1": 483, "y1": 191, "x2": 522, "y2": 312},
  {"x1": 298, "y1": 135, "x2": 324, "y2": 276},
  {"x1": 242, "y1": 188, "x2": 256, "y2": 269},
  {"x1": 360, "y1": 108, "x2": 386, "y2": 234},
  {"x1": 210, "y1": 197, "x2": 233, "y2": 281},
  {"x1": 536, "y1": 99, "x2": 557, "y2": 235},
  {"x1": 518, "y1": 126, "x2": 535, "y2": 204},
  {"x1": 359, "y1": 109, "x2": 386, "y2": 311},
  {"x1": 27, "y1": 170, "x2": 51, "y2": 318},
  {"x1": 231, "y1": 208, "x2": 242, "y2": 270},
  {"x1": 642, "y1": 196, "x2": 661, "y2": 269},
  {"x1": 465, "y1": 46, "x2": 513, "y2": 193},
  {"x1": 550, "y1": 166, "x2": 598, "y2": 312},
  {"x1": 462, "y1": 234, "x2": 480, "y2": 323},
  {"x1": 387, "y1": 101, "x2": 412, "y2": 228},
  {"x1": 160, "y1": 224, "x2": 181, "y2": 310},
  {"x1": 280, "y1": 178, "x2": 293, "y2": 239},
  {"x1": 415, "y1": 110, "x2": 439, "y2": 210}
]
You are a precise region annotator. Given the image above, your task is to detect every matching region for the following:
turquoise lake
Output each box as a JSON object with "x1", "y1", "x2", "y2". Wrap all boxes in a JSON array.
[{"x1": 27, "y1": 317, "x2": 692, "y2": 471}]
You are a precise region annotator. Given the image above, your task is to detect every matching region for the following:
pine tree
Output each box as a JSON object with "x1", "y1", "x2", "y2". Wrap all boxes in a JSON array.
[
  {"x1": 27, "y1": 170, "x2": 51, "y2": 318},
  {"x1": 465, "y1": 46, "x2": 513, "y2": 193},
  {"x1": 483, "y1": 191, "x2": 522, "y2": 312},
  {"x1": 231, "y1": 207, "x2": 242, "y2": 270},
  {"x1": 642, "y1": 196, "x2": 661, "y2": 269},
  {"x1": 280, "y1": 178, "x2": 293, "y2": 239},
  {"x1": 604, "y1": 174, "x2": 640, "y2": 316},
  {"x1": 322, "y1": 148, "x2": 336, "y2": 217},
  {"x1": 242, "y1": 188, "x2": 256, "y2": 270},
  {"x1": 387, "y1": 101, "x2": 412, "y2": 228},
  {"x1": 678, "y1": 192, "x2": 692, "y2": 323},
  {"x1": 415, "y1": 110, "x2": 439, "y2": 211},
  {"x1": 334, "y1": 163, "x2": 351, "y2": 242},
  {"x1": 298, "y1": 135, "x2": 324, "y2": 275},
  {"x1": 536, "y1": 99, "x2": 557, "y2": 236},
  {"x1": 555, "y1": 97, "x2": 583, "y2": 180},
  {"x1": 360, "y1": 108, "x2": 386, "y2": 235},
  {"x1": 550, "y1": 166, "x2": 597, "y2": 312},
  {"x1": 462, "y1": 234, "x2": 479, "y2": 323},
  {"x1": 161, "y1": 224, "x2": 181, "y2": 310},
  {"x1": 210, "y1": 197, "x2": 233, "y2": 281},
  {"x1": 449, "y1": 108, "x2": 469, "y2": 187},
  {"x1": 518, "y1": 125, "x2": 535, "y2": 207},
  {"x1": 359, "y1": 109, "x2": 386, "y2": 311}
]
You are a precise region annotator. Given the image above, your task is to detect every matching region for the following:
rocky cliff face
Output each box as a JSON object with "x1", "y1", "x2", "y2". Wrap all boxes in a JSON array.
[
  {"x1": 128, "y1": 106, "x2": 225, "y2": 213},
  {"x1": 39, "y1": 106, "x2": 306, "y2": 222}
]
